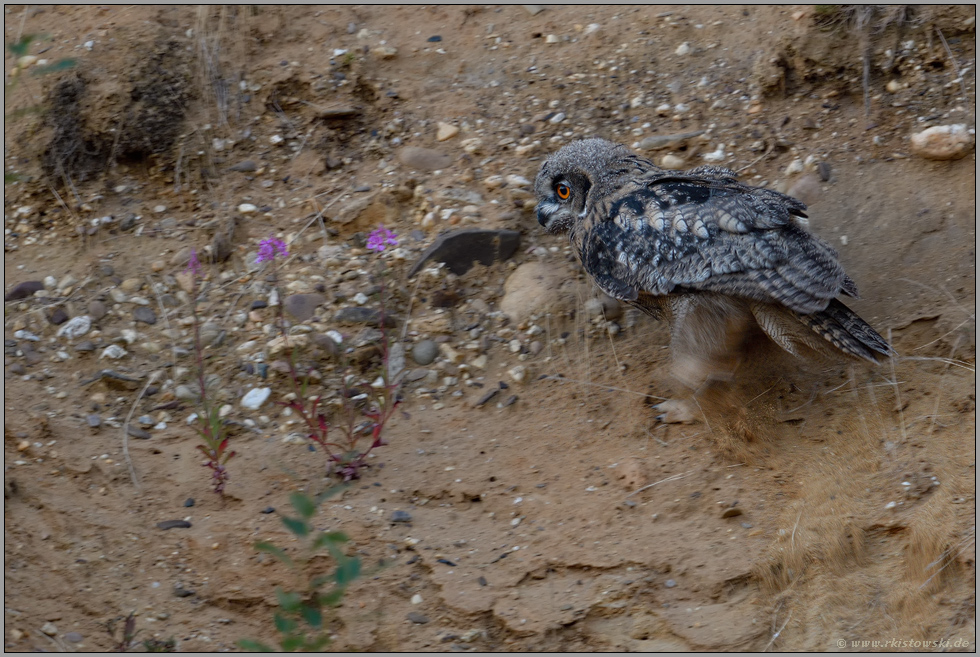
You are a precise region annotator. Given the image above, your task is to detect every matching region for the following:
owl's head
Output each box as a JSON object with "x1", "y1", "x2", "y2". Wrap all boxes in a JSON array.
[{"x1": 534, "y1": 138, "x2": 632, "y2": 234}]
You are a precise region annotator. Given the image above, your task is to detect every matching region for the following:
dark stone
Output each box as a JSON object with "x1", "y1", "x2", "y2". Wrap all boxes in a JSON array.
[
  {"x1": 99, "y1": 265, "x2": 115, "y2": 277},
  {"x1": 474, "y1": 388, "x2": 499, "y2": 407},
  {"x1": 477, "y1": 576, "x2": 488, "y2": 587},
  {"x1": 407, "y1": 612, "x2": 430, "y2": 624},
  {"x1": 119, "y1": 214, "x2": 138, "y2": 231},
  {"x1": 257, "y1": 363, "x2": 269, "y2": 379},
  {"x1": 183, "y1": 498, "x2": 195, "y2": 507},
  {"x1": 174, "y1": 586, "x2": 195, "y2": 598},
  {"x1": 312, "y1": 333, "x2": 340, "y2": 356},
  {"x1": 353, "y1": 184, "x2": 371, "y2": 193},
  {"x1": 4, "y1": 281, "x2": 44, "y2": 301},
  {"x1": 250, "y1": 299, "x2": 268, "y2": 310},
  {"x1": 133, "y1": 306, "x2": 157, "y2": 325},
  {"x1": 408, "y1": 229, "x2": 521, "y2": 277},
  {"x1": 8, "y1": 363, "x2": 26, "y2": 375},
  {"x1": 284, "y1": 294, "x2": 326, "y2": 322},
  {"x1": 333, "y1": 307, "x2": 397, "y2": 328},
  {"x1": 47, "y1": 307, "x2": 69, "y2": 325},
  {"x1": 427, "y1": 35, "x2": 442, "y2": 42},
  {"x1": 157, "y1": 519, "x2": 192, "y2": 530},
  {"x1": 436, "y1": 558, "x2": 457, "y2": 566},
  {"x1": 127, "y1": 426, "x2": 152, "y2": 440},
  {"x1": 818, "y1": 161, "x2": 832, "y2": 181},
  {"x1": 501, "y1": 395, "x2": 518, "y2": 407},
  {"x1": 261, "y1": 506, "x2": 275, "y2": 514},
  {"x1": 520, "y1": 123, "x2": 536, "y2": 135},
  {"x1": 228, "y1": 159, "x2": 258, "y2": 172},
  {"x1": 390, "y1": 510, "x2": 412, "y2": 523}
]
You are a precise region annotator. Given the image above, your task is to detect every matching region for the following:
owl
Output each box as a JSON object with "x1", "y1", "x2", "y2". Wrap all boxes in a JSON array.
[{"x1": 534, "y1": 138, "x2": 893, "y2": 423}]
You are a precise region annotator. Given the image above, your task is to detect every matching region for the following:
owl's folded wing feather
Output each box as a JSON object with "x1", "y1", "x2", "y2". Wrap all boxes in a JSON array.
[{"x1": 581, "y1": 172, "x2": 857, "y2": 315}]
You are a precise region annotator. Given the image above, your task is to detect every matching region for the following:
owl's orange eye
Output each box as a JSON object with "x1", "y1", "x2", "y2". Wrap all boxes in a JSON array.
[{"x1": 556, "y1": 183, "x2": 571, "y2": 200}]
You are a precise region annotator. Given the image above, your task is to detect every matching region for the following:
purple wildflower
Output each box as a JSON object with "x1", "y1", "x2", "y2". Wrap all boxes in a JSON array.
[
  {"x1": 256, "y1": 236, "x2": 289, "y2": 263},
  {"x1": 366, "y1": 225, "x2": 399, "y2": 252},
  {"x1": 186, "y1": 249, "x2": 202, "y2": 277}
]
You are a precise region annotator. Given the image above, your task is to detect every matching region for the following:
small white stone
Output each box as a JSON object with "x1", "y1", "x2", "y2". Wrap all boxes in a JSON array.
[
  {"x1": 411, "y1": 594, "x2": 423, "y2": 605},
  {"x1": 241, "y1": 387, "x2": 272, "y2": 410},
  {"x1": 153, "y1": 205, "x2": 167, "y2": 214},
  {"x1": 43, "y1": 275, "x2": 58, "y2": 290},
  {"x1": 99, "y1": 344, "x2": 128, "y2": 360},
  {"x1": 84, "y1": 40, "x2": 95, "y2": 51},
  {"x1": 660, "y1": 154, "x2": 686, "y2": 169},
  {"x1": 545, "y1": 34, "x2": 560, "y2": 44},
  {"x1": 548, "y1": 112, "x2": 566, "y2": 124},
  {"x1": 17, "y1": 55, "x2": 38, "y2": 69},
  {"x1": 483, "y1": 175, "x2": 505, "y2": 190},
  {"x1": 353, "y1": 292, "x2": 369, "y2": 305},
  {"x1": 784, "y1": 159, "x2": 804, "y2": 175},
  {"x1": 656, "y1": 103, "x2": 672, "y2": 116},
  {"x1": 508, "y1": 365, "x2": 527, "y2": 383},
  {"x1": 238, "y1": 203, "x2": 258, "y2": 214},
  {"x1": 675, "y1": 42, "x2": 691, "y2": 56},
  {"x1": 57, "y1": 315, "x2": 92, "y2": 339},
  {"x1": 326, "y1": 330, "x2": 344, "y2": 344},
  {"x1": 505, "y1": 174, "x2": 531, "y2": 187}
]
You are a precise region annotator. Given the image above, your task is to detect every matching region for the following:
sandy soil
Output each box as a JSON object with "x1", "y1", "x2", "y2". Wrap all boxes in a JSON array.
[{"x1": 3, "y1": 5, "x2": 976, "y2": 652}]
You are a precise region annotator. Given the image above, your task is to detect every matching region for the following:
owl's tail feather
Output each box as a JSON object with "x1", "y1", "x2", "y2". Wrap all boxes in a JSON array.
[{"x1": 752, "y1": 299, "x2": 894, "y2": 363}]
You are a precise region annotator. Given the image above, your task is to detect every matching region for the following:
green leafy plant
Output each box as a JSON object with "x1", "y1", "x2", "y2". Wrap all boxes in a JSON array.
[{"x1": 239, "y1": 488, "x2": 362, "y2": 652}]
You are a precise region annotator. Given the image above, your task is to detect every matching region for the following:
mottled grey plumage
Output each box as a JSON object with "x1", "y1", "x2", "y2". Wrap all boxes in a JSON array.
[{"x1": 534, "y1": 138, "x2": 892, "y2": 399}]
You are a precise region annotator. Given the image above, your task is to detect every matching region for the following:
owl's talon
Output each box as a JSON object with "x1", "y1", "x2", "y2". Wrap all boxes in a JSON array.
[{"x1": 652, "y1": 399, "x2": 699, "y2": 424}]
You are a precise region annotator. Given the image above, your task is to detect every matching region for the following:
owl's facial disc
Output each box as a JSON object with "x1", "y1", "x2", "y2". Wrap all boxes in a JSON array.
[{"x1": 536, "y1": 178, "x2": 579, "y2": 234}]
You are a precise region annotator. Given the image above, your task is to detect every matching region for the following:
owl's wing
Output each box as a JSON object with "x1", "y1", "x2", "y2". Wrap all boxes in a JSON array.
[{"x1": 581, "y1": 169, "x2": 857, "y2": 314}]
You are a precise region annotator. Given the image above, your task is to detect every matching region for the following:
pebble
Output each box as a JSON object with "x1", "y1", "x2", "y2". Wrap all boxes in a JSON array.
[
  {"x1": 64, "y1": 632, "x2": 83, "y2": 643},
  {"x1": 184, "y1": 498, "x2": 195, "y2": 507},
  {"x1": 86, "y1": 414, "x2": 101, "y2": 428},
  {"x1": 228, "y1": 159, "x2": 258, "y2": 172},
  {"x1": 412, "y1": 340, "x2": 439, "y2": 366},
  {"x1": 47, "y1": 307, "x2": 69, "y2": 325},
  {"x1": 660, "y1": 154, "x2": 686, "y2": 169},
  {"x1": 721, "y1": 507, "x2": 743, "y2": 518},
  {"x1": 120, "y1": 278, "x2": 143, "y2": 293},
  {"x1": 436, "y1": 122, "x2": 460, "y2": 141},
  {"x1": 885, "y1": 79, "x2": 902, "y2": 93},
  {"x1": 398, "y1": 146, "x2": 453, "y2": 171},
  {"x1": 41, "y1": 622, "x2": 58, "y2": 636},
  {"x1": 127, "y1": 426, "x2": 152, "y2": 440},
  {"x1": 508, "y1": 365, "x2": 527, "y2": 383},
  {"x1": 391, "y1": 510, "x2": 412, "y2": 523},
  {"x1": 475, "y1": 388, "x2": 499, "y2": 407},
  {"x1": 675, "y1": 42, "x2": 691, "y2": 56},
  {"x1": 241, "y1": 387, "x2": 272, "y2": 410},
  {"x1": 88, "y1": 300, "x2": 107, "y2": 321},
  {"x1": 133, "y1": 306, "x2": 157, "y2": 325},
  {"x1": 909, "y1": 124, "x2": 972, "y2": 161},
  {"x1": 157, "y1": 520, "x2": 192, "y2": 530},
  {"x1": 4, "y1": 280, "x2": 44, "y2": 301},
  {"x1": 43, "y1": 275, "x2": 58, "y2": 290},
  {"x1": 407, "y1": 612, "x2": 430, "y2": 624},
  {"x1": 333, "y1": 307, "x2": 396, "y2": 327},
  {"x1": 109, "y1": 288, "x2": 128, "y2": 303},
  {"x1": 100, "y1": 345, "x2": 128, "y2": 360},
  {"x1": 14, "y1": 329, "x2": 40, "y2": 342},
  {"x1": 238, "y1": 203, "x2": 258, "y2": 214},
  {"x1": 411, "y1": 594, "x2": 424, "y2": 605},
  {"x1": 664, "y1": 579, "x2": 677, "y2": 588},
  {"x1": 75, "y1": 341, "x2": 96, "y2": 352},
  {"x1": 284, "y1": 294, "x2": 326, "y2": 322},
  {"x1": 545, "y1": 34, "x2": 560, "y2": 44}
]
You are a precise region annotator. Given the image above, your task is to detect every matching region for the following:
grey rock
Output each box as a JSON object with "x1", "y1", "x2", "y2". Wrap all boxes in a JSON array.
[
  {"x1": 391, "y1": 510, "x2": 412, "y2": 523},
  {"x1": 284, "y1": 294, "x2": 326, "y2": 322},
  {"x1": 57, "y1": 316, "x2": 92, "y2": 339},
  {"x1": 404, "y1": 368, "x2": 429, "y2": 382},
  {"x1": 638, "y1": 130, "x2": 706, "y2": 151},
  {"x1": 64, "y1": 632, "x2": 84, "y2": 643},
  {"x1": 228, "y1": 159, "x2": 258, "y2": 172},
  {"x1": 127, "y1": 426, "x2": 152, "y2": 440},
  {"x1": 475, "y1": 388, "x2": 499, "y2": 407},
  {"x1": 388, "y1": 342, "x2": 406, "y2": 380},
  {"x1": 88, "y1": 300, "x2": 108, "y2": 321},
  {"x1": 407, "y1": 612, "x2": 430, "y2": 624},
  {"x1": 412, "y1": 340, "x2": 439, "y2": 366},
  {"x1": 119, "y1": 214, "x2": 138, "y2": 231},
  {"x1": 8, "y1": 363, "x2": 26, "y2": 375},
  {"x1": 133, "y1": 306, "x2": 157, "y2": 325},
  {"x1": 397, "y1": 146, "x2": 453, "y2": 171},
  {"x1": 86, "y1": 414, "x2": 102, "y2": 428},
  {"x1": 333, "y1": 307, "x2": 397, "y2": 328},
  {"x1": 4, "y1": 280, "x2": 44, "y2": 301},
  {"x1": 75, "y1": 341, "x2": 96, "y2": 352},
  {"x1": 664, "y1": 579, "x2": 677, "y2": 588},
  {"x1": 522, "y1": 5, "x2": 546, "y2": 15},
  {"x1": 408, "y1": 229, "x2": 521, "y2": 277},
  {"x1": 175, "y1": 385, "x2": 199, "y2": 401}
]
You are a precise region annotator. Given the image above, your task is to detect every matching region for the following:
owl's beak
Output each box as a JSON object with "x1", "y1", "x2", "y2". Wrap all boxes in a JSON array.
[{"x1": 535, "y1": 203, "x2": 550, "y2": 228}]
